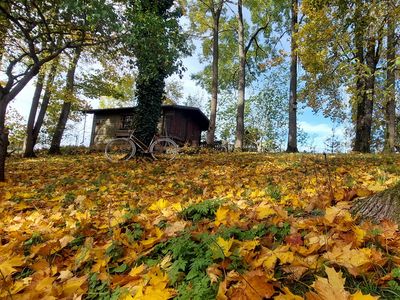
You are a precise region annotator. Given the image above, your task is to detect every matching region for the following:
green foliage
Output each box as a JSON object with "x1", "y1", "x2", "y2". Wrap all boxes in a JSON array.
[
  {"x1": 125, "y1": 0, "x2": 190, "y2": 144},
  {"x1": 176, "y1": 274, "x2": 217, "y2": 300},
  {"x1": 5, "y1": 107, "x2": 25, "y2": 152},
  {"x1": 86, "y1": 273, "x2": 123, "y2": 300},
  {"x1": 122, "y1": 222, "x2": 144, "y2": 243},
  {"x1": 143, "y1": 233, "x2": 218, "y2": 299},
  {"x1": 23, "y1": 232, "x2": 44, "y2": 255},
  {"x1": 106, "y1": 242, "x2": 124, "y2": 262},
  {"x1": 268, "y1": 222, "x2": 291, "y2": 243},
  {"x1": 218, "y1": 224, "x2": 268, "y2": 241},
  {"x1": 180, "y1": 199, "x2": 224, "y2": 221}
]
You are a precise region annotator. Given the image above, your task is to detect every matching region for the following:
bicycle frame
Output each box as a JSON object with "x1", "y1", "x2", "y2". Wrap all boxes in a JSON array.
[{"x1": 128, "y1": 131, "x2": 156, "y2": 153}]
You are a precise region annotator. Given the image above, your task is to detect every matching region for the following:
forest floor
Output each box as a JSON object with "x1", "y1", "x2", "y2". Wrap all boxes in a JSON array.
[{"x1": 1, "y1": 152, "x2": 400, "y2": 299}]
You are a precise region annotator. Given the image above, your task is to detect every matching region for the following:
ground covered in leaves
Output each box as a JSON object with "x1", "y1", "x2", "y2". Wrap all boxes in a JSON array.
[{"x1": 1, "y1": 152, "x2": 400, "y2": 299}]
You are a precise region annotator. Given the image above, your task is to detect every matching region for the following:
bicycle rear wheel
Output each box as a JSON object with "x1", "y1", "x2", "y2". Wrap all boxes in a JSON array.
[
  {"x1": 105, "y1": 138, "x2": 136, "y2": 162},
  {"x1": 150, "y1": 138, "x2": 178, "y2": 160}
]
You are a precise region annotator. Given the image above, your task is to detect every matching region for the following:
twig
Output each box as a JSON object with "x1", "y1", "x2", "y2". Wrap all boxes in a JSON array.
[{"x1": 323, "y1": 153, "x2": 335, "y2": 203}]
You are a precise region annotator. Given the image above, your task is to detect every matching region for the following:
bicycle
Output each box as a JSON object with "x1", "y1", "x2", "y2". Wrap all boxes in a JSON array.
[{"x1": 105, "y1": 130, "x2": 178, "y2": 162}]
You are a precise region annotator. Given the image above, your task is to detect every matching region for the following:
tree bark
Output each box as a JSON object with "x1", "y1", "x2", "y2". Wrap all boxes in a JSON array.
[
  {"x1": 351, "y1": 182, "x2": 400, "y2": 224},
  {"x1": 23, "y1": 71, "x2": 45, "y2": 157},
  {"x1": 384, "y1": 2, "x2": 396, "y2": 153},
  {"x1": 0, "y1": 0, "x2": 10, "y2": 69},
  {"x1": 286, "y1": 0, "x2": 299, "y2": 153},
  {"x1": 49, "y1": 48, "x2": 81, "y2": 155},
  {"x1": 0, "y1": 97, "x2": 8, "y2": 182},
  {"x1": 206, "y1": 2, "x2": 223, "y2": 146},
  {"x1": 23, "y1": 59, "x2": 59, "y2": 157},
  {"x1": 234, "y1": 0, "x2": 245, "y2": 151},
  {"x1": 353, "y1": 41, "x2": 378, "y2": 153}
]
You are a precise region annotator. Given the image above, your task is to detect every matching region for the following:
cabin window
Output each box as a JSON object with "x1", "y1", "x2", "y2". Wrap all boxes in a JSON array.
[{"x1": 121, "y1": 115, "x2": 134, "y2": 129}]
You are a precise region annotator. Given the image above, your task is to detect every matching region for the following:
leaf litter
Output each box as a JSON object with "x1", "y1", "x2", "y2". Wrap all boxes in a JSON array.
[{"x1": 1, "y1": 153, "x2": 400, "y2": 299}]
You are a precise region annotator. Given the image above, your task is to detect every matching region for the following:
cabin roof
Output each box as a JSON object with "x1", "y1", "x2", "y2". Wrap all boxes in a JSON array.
[{"x1": 82, "y1": 104, "x2": 209, "y2": 131}]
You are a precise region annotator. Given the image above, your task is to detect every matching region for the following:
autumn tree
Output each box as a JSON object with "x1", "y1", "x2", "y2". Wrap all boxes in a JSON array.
[
  {"x1": 0, "y1": 0, "x2": 120, "y2": 180},
  {"x1": 23, "y1": 59, "x2": 59, "y2": 157},
  {"x1": 126, "y1": 0, "x2": 189, "y2": 145},
  {"x1": 286, "y1": 0, "x2": 299, "y2": 153},
  {"x1": 48, "y1": 47, "x2": 82, "y2": 154},
  {"x1": 298, "y1": 0, "x2": 387, "y2": 153},
  {"x1": 189, "y1": 0, "x2": 227, "y2": 146},
  {"x1": 383, "y1": 0, "x2": 399, "y2": 152}
]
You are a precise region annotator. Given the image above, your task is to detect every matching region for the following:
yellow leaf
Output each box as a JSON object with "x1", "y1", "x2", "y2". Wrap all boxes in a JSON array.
[
  {"x1": 58, "y1": 269, "x2": 74, "y2": 282},
  {"x1": 129, "y1": 264, "x2": 146, "y2": 277},
  {"x1": 144, "y1": 286, "x2": 175, "y2": 300},
  {"x1": 0, "y1": 255, "x2": 25, "y2": 277},
  {"x1": 62, "y1": 276, "x2": 87, "y2": 297},
  {"x1": 256, "y1": 204, "x2": 276, "y2": 219},
  {"x1": 350, "y1": 291, "x2": 380, "y2": 300},
  {"x1": 5, "y1": 191, "x2": 12, "y2": 200},
  {"x1": 309, "y1": 267, "x2": 349, "y2": 300},
  {"x1": 214, "y1": 207, "x2": 229, "y2": 227},
  {"x1": 132, "y1": 285, "x2": 144, "y2": 300},
  {"x1": 275, "y1": 287, "x2": 303, "y2": 299},
  {"x1": 149, "y1": 198, "x2": 169, "y2": 211},
  {"x1": 353, "y1": 226, "x2": 367, "y2": 245},
  {"x1": 216, "y1": 237, "x2": 234, "y2": 258},
  {"x1": 35, "y1": 276, "x2": 55, "y2": 291}
]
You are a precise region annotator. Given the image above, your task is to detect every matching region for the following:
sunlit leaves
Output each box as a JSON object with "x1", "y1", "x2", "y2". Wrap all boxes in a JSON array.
[{"x1": 1, "y1": 153, "x2": 400, "y2": 298}]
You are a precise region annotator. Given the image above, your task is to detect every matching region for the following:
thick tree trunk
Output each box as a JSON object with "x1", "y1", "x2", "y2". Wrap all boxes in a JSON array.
[
  {"x1": 384, "y1": 5, "x2": 396, "y2": 153},
  {"x1": 135, "y1": 71, "x2": 165, "y2": 146},
  {"x1": 206, "y1": 6, "x2": 222, "y2": 146},
  {"x1": 234, "y1": 0, "x2": 245, "y2": 151},
  {"x1": 353, "y1": 42, "x2": 377, "y2": 153},
  {"x1": 351, "y1": 182, "x2": 400, "y2": 224},
  {"x1": 286, "y1": 0, "x2": 299, "y2": 153},
  {"x1": 49, "y1": 48, "x2": 81, "y2": 155},
  {"x1": 23, "y1": 71, "x2": 45, "y2": 157}
]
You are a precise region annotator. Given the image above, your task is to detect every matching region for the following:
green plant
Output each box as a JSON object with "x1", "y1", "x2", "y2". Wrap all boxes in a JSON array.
[
  {"x1": 180, "y1": 199, "x2": 224, "y2": 222},
  {"x1": 105, "y1": 242, "x2": 124, "y2": 262},
  {"x1": 86, "y1": 273, "x2": 123, "y2": 300},
  {"x1": 266, "y1": 184, "x2": 282, "y2": 201},
  {"x1": 140, "y1": 233, "x2": 219, "y2": 299},
  {"x1": 23, "y1": 232, "x2": 43, "y2": 255},
  {"x1": 268, "y1": 222, "x2": 291, "y2": 243},
  {"x1": 218, "y1": 224, "x2": 268, "y2": 241}
]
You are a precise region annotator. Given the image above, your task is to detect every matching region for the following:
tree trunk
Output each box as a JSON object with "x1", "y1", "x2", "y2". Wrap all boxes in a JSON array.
[
  {"x1": 0, "y1": 97, "x2": 8, "y2": 182},
  {"x1": 135, "y1": 71, "x2": 165, "y2": 146},
  {"x1": 234, "y1": 0, "x2": 245, "y2": 151},
  {"x1": 0, "y1": 0, "x2": 10, "y2": 69},
  {"x1": 351, "y1": 182, "x2": 400, "y2": 224},
  {"x1": 23, "y1": 59, "x2": 59, "y2": 157},
  {"x1": 49, "y1": 48, "x2": 81, "y2": 155},
  {"x1": 384, "y1": 3, "x2": 396, "y2": 153},
  {"x1": 286, "y1": 0, "x2": 299, "y2": 153},
  {"x1": 353, "y1": 41, "x2": 377, "y2": 153},
  {"x1": 206, "y1": 5, "x2": 223, "y2": 146},
  {"x1": 23, "y1": 71, "x2": 45, "y2": 157}
]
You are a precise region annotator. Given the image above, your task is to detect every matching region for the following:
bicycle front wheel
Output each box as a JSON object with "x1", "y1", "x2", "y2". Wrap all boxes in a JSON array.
[
  {"x1": 105, "y1": 138, "x2": 136, "y2": 162},
  {"x1": 150, "y1": 138, "x2": 178, "y2": 160}
]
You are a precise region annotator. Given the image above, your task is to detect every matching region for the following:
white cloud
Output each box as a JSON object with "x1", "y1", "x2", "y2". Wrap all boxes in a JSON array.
[{"x1": 299, "y1": 121, "x2": 348, "y2": 153}]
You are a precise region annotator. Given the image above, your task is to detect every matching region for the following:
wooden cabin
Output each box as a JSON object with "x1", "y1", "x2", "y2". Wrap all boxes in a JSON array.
[{"x1": 83, "y1": 105, "x2": 209, "y2": 149}]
